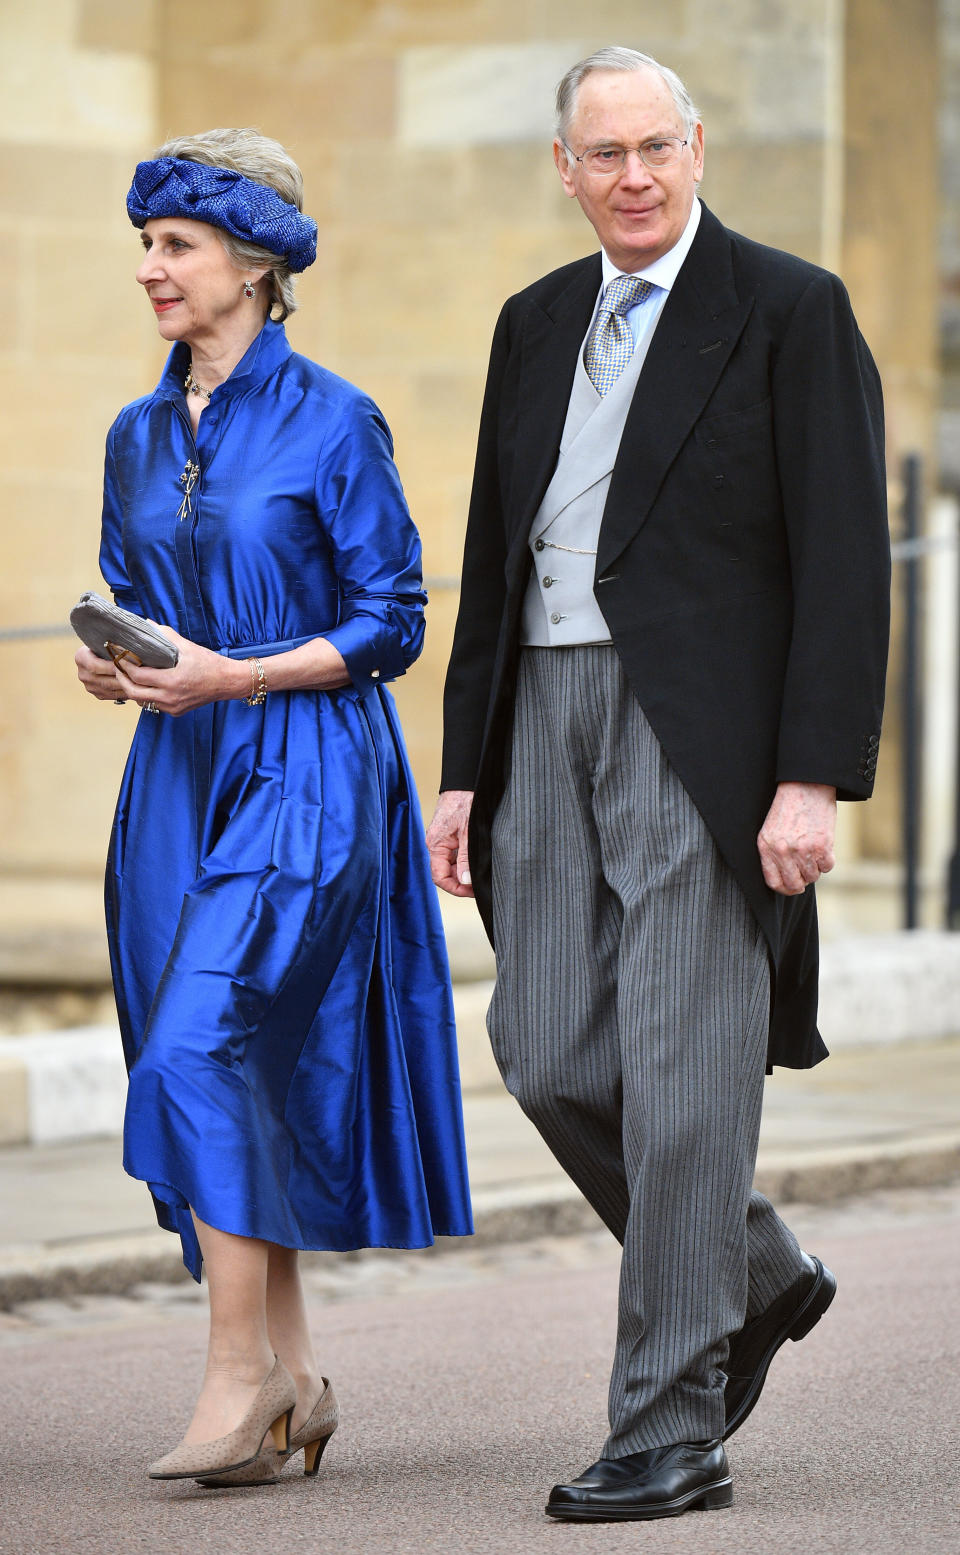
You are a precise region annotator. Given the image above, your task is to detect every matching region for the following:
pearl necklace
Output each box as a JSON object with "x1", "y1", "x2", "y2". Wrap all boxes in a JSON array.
[{"x1": 184, "y1": 364, "x2": 212, "y2": 401}]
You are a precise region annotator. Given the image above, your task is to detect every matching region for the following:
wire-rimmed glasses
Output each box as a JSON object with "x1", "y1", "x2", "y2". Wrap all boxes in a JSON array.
[{"x1": 562, "y1": 137, "x2": 689, "y2": 176}]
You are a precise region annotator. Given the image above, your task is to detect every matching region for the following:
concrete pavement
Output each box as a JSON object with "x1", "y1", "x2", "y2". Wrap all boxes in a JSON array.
[
  {"x1": 1, "y1": 1035, "x2": 959, "y2": 1306},
  {"x1": 1, "y1": 1184, "x2": 958, "y2": 1555}
]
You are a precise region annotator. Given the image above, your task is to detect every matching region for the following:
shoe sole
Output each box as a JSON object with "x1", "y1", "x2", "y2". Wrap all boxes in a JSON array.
[
  {"x1": 196, "y1": 1428, "x2": 336, "y2": 1488},
  {"x1": 723, "y1": 1257, "x2": 837, "y2": 1440},
  {"x1": 545, "y1": 1478, "x2": 733, "y2": 1522}
]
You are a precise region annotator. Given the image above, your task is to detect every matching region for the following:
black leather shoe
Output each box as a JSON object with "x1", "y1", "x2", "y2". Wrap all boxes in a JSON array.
[
  {"x1": 545, "y1": 1440, "x2": 732, "y2": 1522},
  {"x1": 724, "y1": 1253, "x2": 837, "y2": 1438}
]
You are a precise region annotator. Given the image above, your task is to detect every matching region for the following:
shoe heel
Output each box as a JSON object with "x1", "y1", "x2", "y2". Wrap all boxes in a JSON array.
[
  {"x1": 268, "y1": 1406, "x2": 294, "y2": 1453},
  {"x1": 698, "y1": 1480, "x2": 734, "y2": 1510},
  {"x1": 302, "y1": 1435, "x2": 330, "y2": 1477},
  {"x1": 789, "y1": 1306, "x2": 824, "y2": 1343},
  {"x1": 788, "y1": 1262, "x2": 837, "y2": 1343}
]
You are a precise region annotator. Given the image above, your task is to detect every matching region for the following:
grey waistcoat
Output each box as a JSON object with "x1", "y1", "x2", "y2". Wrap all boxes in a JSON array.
[{"x1": 520, "y1": 333, "x2": 647, "y2": 646}]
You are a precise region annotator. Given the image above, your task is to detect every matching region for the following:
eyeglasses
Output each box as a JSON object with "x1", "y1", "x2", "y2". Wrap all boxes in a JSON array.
[{"x1": 563, "y1": 137, "x2": 689, "y2": 177}]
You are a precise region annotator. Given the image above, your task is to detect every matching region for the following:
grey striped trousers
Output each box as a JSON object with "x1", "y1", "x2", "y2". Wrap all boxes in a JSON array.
[{"x1": 488, "y1": 646, "x2": 804, "y2": 1453}]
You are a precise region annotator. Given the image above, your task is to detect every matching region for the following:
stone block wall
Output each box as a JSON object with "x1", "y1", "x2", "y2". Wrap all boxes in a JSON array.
[
  {"x1": 0, "y1": 0, "x2": 943, "y2": 961},
  {"x1": 939, "y1": 0, "x2": 960, "y2": 479},
  {"x1": 0, "y1": 1, "x2": 160, "y2": 908}
]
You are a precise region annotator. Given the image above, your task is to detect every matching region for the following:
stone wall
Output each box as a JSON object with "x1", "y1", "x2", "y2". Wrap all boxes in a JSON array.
[
  {"x1": 0, "y1": 2, "x2": 159, "y2": 911},
  {"x1": 940, "y1": 0, "x2": 960, "y2": 478},
  {"x1": 0, "y1": 0, "x2": 943, "y2": 970}
]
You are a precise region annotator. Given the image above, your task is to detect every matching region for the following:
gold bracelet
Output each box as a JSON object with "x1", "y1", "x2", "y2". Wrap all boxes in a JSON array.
[{"x1": 244, "y1": 656, "x2": 267, "y2": 706}]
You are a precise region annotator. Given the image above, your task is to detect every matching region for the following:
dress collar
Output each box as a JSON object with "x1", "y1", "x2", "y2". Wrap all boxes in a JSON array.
[{"x1": 156, "y1": 317, "x2": 293, "y2": 402}]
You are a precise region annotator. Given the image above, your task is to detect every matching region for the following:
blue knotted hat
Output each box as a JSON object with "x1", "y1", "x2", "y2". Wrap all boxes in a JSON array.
[{"x1": 126, "y1": 157, "x2": 317, "y2": 272}]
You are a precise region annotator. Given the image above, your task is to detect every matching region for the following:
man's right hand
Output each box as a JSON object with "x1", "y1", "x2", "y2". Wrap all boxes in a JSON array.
[{"x1": 425, "y1": 790, "x2": 475, "y2": 897}]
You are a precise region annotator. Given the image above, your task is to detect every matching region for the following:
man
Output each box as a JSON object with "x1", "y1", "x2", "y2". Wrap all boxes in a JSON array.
[{"x1": 426, "y1": 46, "x2": 889, "y2": 1522}]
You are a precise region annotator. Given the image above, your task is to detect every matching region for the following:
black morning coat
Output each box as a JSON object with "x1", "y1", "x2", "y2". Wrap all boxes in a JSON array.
[{"x1": 440, "y1": 202, "x2": 891, "y2": 1071}]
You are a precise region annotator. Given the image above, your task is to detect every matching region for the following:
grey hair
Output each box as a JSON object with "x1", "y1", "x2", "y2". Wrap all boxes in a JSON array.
[
  {"x1": 555, "y1": 47, "x2": 700, "y2": 148},
  {"x1": 154, "y1": 128, "x2": 307, "y2": 322}
]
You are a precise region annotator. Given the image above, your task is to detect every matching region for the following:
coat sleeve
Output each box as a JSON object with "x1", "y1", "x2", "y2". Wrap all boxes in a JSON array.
[
  {"x1": 315, "y1": 395, "x2": 426, "y2": 695},
  {"x1": 440, "y1": 300, "x2": 515, "y2": 791},
  {"x1": 98, "y1": 420, "x2": 142, "y2": 614},
  {"x1": 771, "y1": 271, "x2": 890, "y2": 800}
]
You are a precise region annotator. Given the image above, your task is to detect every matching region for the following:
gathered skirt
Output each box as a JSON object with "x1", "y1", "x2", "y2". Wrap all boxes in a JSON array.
[{"x1": 106, "y1": 681, "x2": 473, "y2": 1280}]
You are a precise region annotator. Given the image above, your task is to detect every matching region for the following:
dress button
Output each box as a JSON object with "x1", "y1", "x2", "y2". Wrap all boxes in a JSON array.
[
  {"x1": 534, "y1": 539, "x2": 545, "y2": 552},
  {"x1": 550, "y1": 611, "x2": 561, "y2": 624},
  {"x1": 543, "y1": 576, "x2": 553, "y2": 588}
]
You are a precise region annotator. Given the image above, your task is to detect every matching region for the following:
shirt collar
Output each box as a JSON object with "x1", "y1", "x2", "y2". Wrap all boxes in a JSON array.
[
  {"x1": 156, "y1": 317, "x2": 292, "y2": 401},
  {"x1": 600, "y1": 195, "x2": 702, "y2": 295}
]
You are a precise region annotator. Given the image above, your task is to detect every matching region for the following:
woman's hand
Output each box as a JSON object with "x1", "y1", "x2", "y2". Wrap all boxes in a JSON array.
[
  {"x1": 110, "y1": 626, "x2": 248, "y2": 717},
  {"x1": 75, "y1": 643, "x2": 127, "y2": 701}
]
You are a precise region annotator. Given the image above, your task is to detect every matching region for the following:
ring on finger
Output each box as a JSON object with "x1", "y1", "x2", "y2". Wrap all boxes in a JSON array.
[{"x1": 142, "y1": 701, "x2": 160, "y2": 715}]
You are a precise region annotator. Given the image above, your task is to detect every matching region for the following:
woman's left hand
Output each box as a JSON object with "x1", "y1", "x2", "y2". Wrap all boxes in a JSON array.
[{"x1": 113, "y1": 626, "x2": 247, "y2": 717}]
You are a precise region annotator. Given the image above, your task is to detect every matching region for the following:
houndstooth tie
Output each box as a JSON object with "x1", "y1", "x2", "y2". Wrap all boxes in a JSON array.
[{"x1": 583, "y1": 275, "x2": 653, "y2": 396}]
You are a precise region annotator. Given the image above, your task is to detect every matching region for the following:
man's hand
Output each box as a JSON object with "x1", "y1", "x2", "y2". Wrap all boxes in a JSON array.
[
  {"x1": 757, "y1": 781, "x2": 837, "y2": 896},
  {"x1": 426, "y1": 790, "x2": 475, "y2": 897}
]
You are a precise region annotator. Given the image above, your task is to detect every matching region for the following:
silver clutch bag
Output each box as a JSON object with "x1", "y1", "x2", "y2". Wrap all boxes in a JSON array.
[{"x1": 70, "y1": 591, "x2": 179, "y2": 669}]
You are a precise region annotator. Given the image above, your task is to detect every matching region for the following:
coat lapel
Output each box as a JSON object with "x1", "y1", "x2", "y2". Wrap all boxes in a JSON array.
[
  {"x1": 504, "y1": 256, "x2": 601, "y2": 569},
  {"x1": 596, "y1": 205, "x2": 755, "y2": 573}
]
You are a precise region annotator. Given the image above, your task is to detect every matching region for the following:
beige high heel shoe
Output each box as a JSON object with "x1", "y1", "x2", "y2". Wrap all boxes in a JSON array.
[
  {"x1": 148, "y1": 1356, "x2": 297, "y2": 1480},
  {"x1": 198, "y1": 1377, "x2": 339, "y2": 1488}
]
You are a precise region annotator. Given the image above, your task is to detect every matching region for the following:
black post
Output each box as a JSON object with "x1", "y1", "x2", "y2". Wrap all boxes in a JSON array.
[
  {"x1": 902, "y1": 454, "x2": 922, "y2": 929},
  {"x1": 948, "y1": 501, "x2": 960, "y2": 928}
]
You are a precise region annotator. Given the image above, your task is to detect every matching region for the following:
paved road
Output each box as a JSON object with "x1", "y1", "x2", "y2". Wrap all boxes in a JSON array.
[{"x1": 2, "y1": 1185, "x2": 958, "y2": 1555}]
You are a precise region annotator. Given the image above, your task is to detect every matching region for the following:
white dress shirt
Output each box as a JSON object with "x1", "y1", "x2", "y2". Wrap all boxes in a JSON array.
[{"x1": 595, "y1": 193, "x2": 702, "y2": 358}]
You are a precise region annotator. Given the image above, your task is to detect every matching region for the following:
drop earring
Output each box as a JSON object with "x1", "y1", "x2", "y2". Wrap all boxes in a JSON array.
[{"x1": 242, "y1": 281, "x2": 256, "y2": 299}]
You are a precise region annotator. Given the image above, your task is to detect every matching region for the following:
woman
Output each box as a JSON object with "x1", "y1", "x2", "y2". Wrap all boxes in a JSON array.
[{"x1": 75, "y1": 129, "x2": 472, "y2": 1486}]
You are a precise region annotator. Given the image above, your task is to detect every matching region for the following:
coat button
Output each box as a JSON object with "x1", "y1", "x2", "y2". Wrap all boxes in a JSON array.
[
  {"x1": 543, "y1": 576, "x2": 553, "y2": 588},
  {"x1": 713, "y1": 474, "x2": 724, "y2": 486},
  {"x1": 370, "y1": 669, "x2": 380, "y2": 680},
  {"x1": 869, "y1": 735, "x2": 879, "y2": 748},
  {"x1": 550, "y1": 611, "x2": 562, "y2": 624},
  {"x1": 534, "y1": 539, "x2": 545, "y2": 551}
]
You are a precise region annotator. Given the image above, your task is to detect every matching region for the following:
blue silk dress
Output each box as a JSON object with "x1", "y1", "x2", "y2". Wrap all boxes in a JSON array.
[{"x1": 99, "y1": 319, "x2": 473, "y2": 1279}]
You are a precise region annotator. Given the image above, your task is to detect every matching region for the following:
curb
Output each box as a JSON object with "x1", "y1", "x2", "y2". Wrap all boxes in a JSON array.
[
  {"x1": 4, "y1": 930, "x2": 960, "y2": 1146},
  {"x1": 2, "y1": 1138, "x2": 958, "y2": 1310},
  {"x1": 753, "y1": 1133, "x2": 960, "y2": 1205},
  {"x1": 0, "y1": 1000, "x2": 501, "y2": 1148}
]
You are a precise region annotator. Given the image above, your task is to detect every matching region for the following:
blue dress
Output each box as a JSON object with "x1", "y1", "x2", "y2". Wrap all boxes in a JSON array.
[{"x1": 99, "y1": 319, "x2": 473, "y2": 1279}]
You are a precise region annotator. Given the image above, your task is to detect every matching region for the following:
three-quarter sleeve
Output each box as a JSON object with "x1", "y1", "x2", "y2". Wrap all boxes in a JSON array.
[
  {"x1": 315, "y1": 396, "x2": 427, "y2": 695},
  {"x1": 98, "y1": 420, "x2": 142, "y2": 615}
]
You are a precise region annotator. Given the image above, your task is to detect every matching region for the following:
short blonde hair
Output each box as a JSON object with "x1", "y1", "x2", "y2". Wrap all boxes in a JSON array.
[{"x1": 154, "y1": 128, "x2": 307, "y2": 321}]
